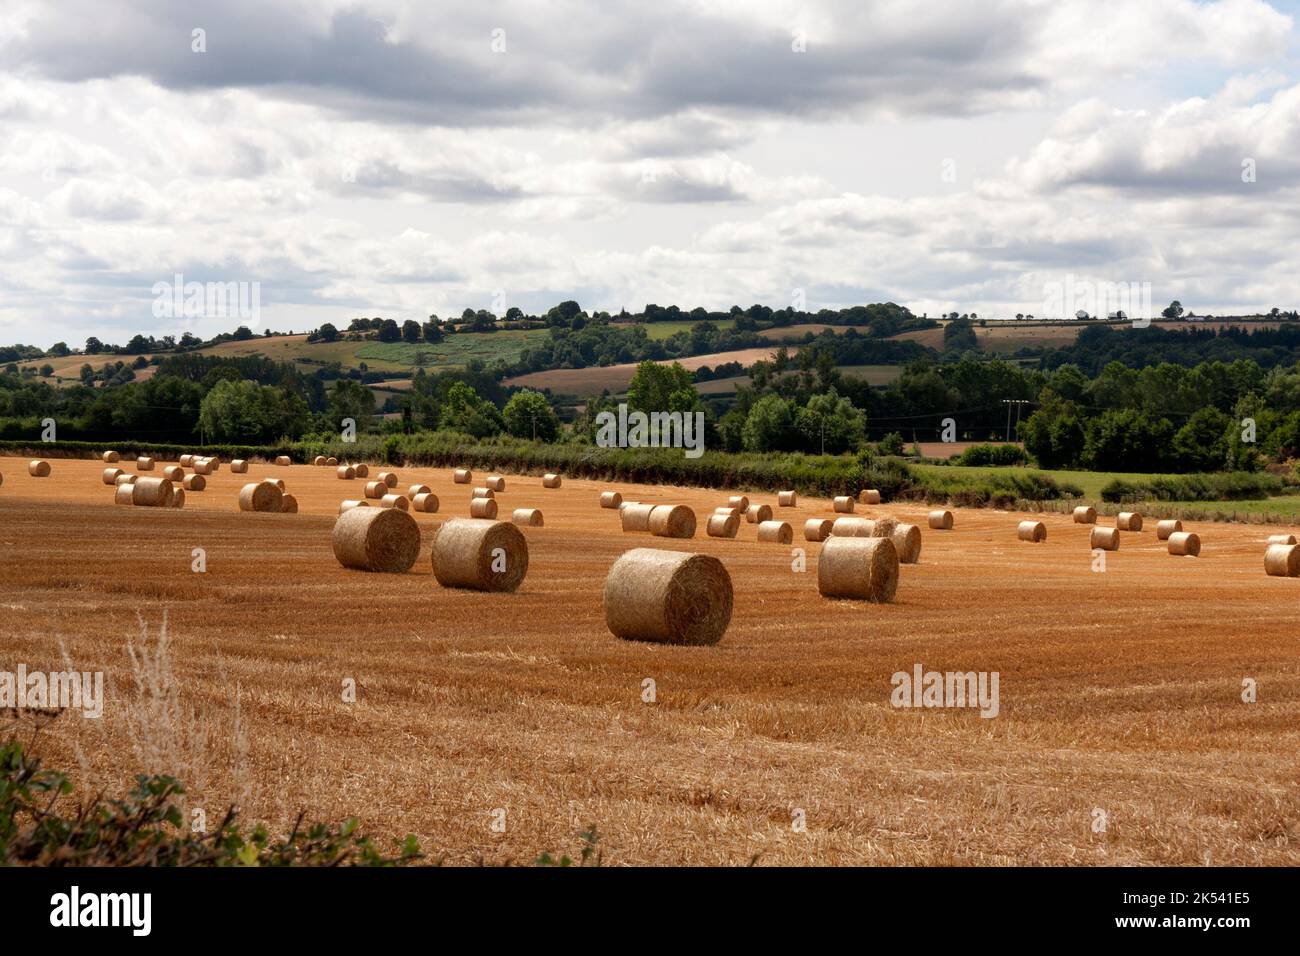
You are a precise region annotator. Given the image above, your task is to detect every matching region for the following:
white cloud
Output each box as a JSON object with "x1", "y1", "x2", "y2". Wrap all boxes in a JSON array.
[{"x1": 0, "y1": 0, "x2": 1297, "y2": 346}]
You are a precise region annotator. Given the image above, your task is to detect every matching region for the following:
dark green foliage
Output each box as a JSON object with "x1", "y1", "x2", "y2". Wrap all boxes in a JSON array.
[
  {"x1": 0, "y1": 737, "x2": 420, "y2": 867},
  {"x1": 954, "y1": 443, "x2": 1029, "y2": 467}
]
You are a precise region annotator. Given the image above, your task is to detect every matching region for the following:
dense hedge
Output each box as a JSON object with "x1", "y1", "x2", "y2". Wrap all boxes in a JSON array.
[
  {"x1": 1099, "y1": 472, "x2": 1294, "y2": 503},
  {"x1": 1, "y1": 434, "x2": 1079, "y2": 504}
]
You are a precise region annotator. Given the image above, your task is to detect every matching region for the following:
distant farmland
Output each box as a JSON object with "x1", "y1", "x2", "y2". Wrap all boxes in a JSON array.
[{"x1": 505, "y1": 346, "x2": 791, "y2": 396}]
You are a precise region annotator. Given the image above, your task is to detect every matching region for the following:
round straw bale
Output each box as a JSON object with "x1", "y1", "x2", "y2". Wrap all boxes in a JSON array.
[
  {"x1": 714, "y1": 506, "x2": 740, "y2": 518},
  {"x1": 1017, "y1": 520, "x2": 1046, "y2": 542},
  {"x1": 1167, "y1": 531, "x2": 1199, "y2": 556},
  {"x1": 376, "y1": 471, "x2": 397, "y2": 488},
  {"x1": 804, "y1": 518, "x2": 833, "y2": 541},
  {"x1": 757, "y1": 520, "x2": 793, "y2": 544},
  {"x1": 102, "y1": 467, "x2": 123, "y2": 485},
  {"x1": 777, "y1": 490, "x2": 797, "y2": 507},
  {"x1": 1117, "y1": 511, "x2": 1143, "y2": 532},
  {"x1": 832, "y1": 496, "x2": 855, "y2": 513},
  {"x1": 512, "y1": 508, "x2": 543, "y2": 527},
  {"x1": 179, "y1": 454, "x2": 194, "y2": 467},
  {"x1": 620, "y1": 502, "x2": 656, "y2": 532},
  {"x1": 207, "y1": 458, "x2": 220, "y2": 473},
  {"x1": 706, "y1": 513, "x2": 740, "y2": 538},
  {"x1": 163, "y1": 465, "x2": 184, "y2": 481},
  {"x1": 1090, "y1": 526, "x2": 1119, "y2": 551},
  {"x1": 1156, "y1": 519, "x2": 1183, "y2": 540},
  {"x1": 182, "y1": 474, "x2": 205, "y2": 492},
  {"x1": 1264, "y1": 543, "x2": 1300, "y2": 577},
  {"x1": 817, "y1": 536, "x2": 899, "y2": 602},
  {"x1": 603, "y1": 548, "x2": 732, "y2": 645},
  {"x1": 353, "y1": 464, "x2": 369, "y2": 478},
  {"x1": 170, "y1": 488, "x2": 185, "y2": 509},
  {"x1": 727, "y1": 495, "x2": 750, "y2": 513},
  {"x1": 470, "y1": 497, "x2": 498, "y2": 519},
  {"x1": 485, "y1": 476, "x2": 505, "y2": 492},
  {"x1": 264, "y1": 478, "x2": 286, "y2": 492},
  {"x1": 275, "y1": 456, "x2": 291, "y2": 467},
  {"x1": 230, "y1": 459, "x2": 248, "y2": 473},
  {"x1": 380, "y1": 493, "x2": 409, "y2": 511},
  {"x1": 411, "y1": 492, "x2": 440, "y2": 513},
  {"x1": 1266, "y1": 533, "x2": 1297, "y2": 546},
  {"x1": 238, "y1": 481, "x2": 282, "y2": 512},
  {"x1": 542, "y1": 473, "x2": 561, "y2": 488},
  {"x1": 891, "y1": 523, "x2": 922, "y2": 563},
  {"x1": 859, "y1": 489, "x2": 882, "y2": 505},
  {"x1": 280, "y1": 494, "x2": 298, "y2": 514},
  {"x1": 430, "y1": 518, "x2": 529, "y2": 592},
  {"x1": 600, "y1": 491, "x2": 623, "y2": 509},
  {"x1": 188, "y1": 459, "x2": 210, "y2": 476},
  {"x1": 408, "y1": 484, "x2": 431, "y2": 498},
  {"x1": 1073, "y1": 506, "x2": 1097, "y2": 524},
  {"x1": 332, "y1": 506, "x2": 420, "y2": 573},
  {"x1": 339, "y1": 499, "x2": 368, "y2": 514},
  {"x1": 28, "y1": 460, "x2": 51, "y2": 477},
  {"x1": 313, "y1": 455, "x2": 327, "y2": 466},
  {"x1": 114, "y1": 473, "x2": 136, "y2": 487},
  {"x1": 113, "y1": 483, "x2": 135, "y2": 505},
  {"x1": 453, "y1": 468, "x2": 471, "y2": 484},
  {"x1": 869, "y1": 516, "x2": 899, "y2": 538},
  {"x1": 471, "y1": 486, "x2": 495, "y2": 500},
  {"x1": 326, "y1": 457, "x2": 338, "y2": 467},
  {"x1": 132, "y1": 476, "x2": 173, "y2": 507},
  {"x1": 928, "y1": 509, "x2": 953, "y2": 530},
  {"x1": 648, "y1": 504, "x2": 697, "y2": 539},
  {"x1": 337, "y1": 465, "x2": 356, "y2": 480},
  {"x1": 364, "y1": 480, "x2": 386, "y2": 499},
  {"x1": 102, "y1": 450, "x2": 120, "y2": 463},
  {"x1": 831, "y1": 516, "x2": 873, "y2": 537},
  {"x1": 135, "y1": 456, "x2": 154, "y2": 471},
  {"x1": 744, "y1": 503, "x2": 772, "y2": 524}
]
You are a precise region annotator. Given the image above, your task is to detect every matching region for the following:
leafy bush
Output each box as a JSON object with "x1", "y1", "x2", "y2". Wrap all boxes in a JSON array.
[
  {"x1": 954, "y1": 443, "x2": 1028, "y2": 467},
  {"x1": 1100, "y1": 471, "x2": 1292, "y2": 503},
  {"x1": 0, "y1": 736, "x2": 420, "y2": 866}
]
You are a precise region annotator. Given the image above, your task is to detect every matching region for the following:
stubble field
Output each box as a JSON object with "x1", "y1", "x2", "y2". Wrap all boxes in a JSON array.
[{"x1": 1, "y1": 454, "x2": 1297, "y2": 865}]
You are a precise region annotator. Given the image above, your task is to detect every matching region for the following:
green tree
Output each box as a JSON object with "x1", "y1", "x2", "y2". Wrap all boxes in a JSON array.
[
  {"x1": 198, "y1": 379, "x2": 309, "y2": 443},
  {"x1": 794, "y1": 388, "x2": 865, "y2": 454},
  {"x1": 401, "y1": 320, "x2": 421, "y2": 344},
  {"x1": 742, "y1": 394, "x2": 795, "y2": 452},
  {"x1": 327, "y1": 379, "x2": 376, "y2": 432},
  {"x1": 503, "y1": 390, "x2": 559, "y2": 442},
  {"x1": 1172, "y1": 407, "x2": 1231, "y2": 471}
]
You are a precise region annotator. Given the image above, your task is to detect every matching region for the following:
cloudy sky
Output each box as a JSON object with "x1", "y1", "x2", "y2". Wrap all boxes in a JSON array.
[{"x1": 2, "y1": 0, "x2": 1299, "y2": 347}]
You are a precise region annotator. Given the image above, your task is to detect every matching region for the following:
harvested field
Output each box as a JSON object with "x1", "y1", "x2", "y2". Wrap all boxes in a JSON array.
[{"x1": 0, "y1": 454, "x2": 1298, "y2": 866}]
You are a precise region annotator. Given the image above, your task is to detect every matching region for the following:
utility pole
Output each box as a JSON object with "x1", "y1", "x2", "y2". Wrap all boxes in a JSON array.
[{"x1": 1001, "y1": 399, "x2": 1030, "y2": 442}]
